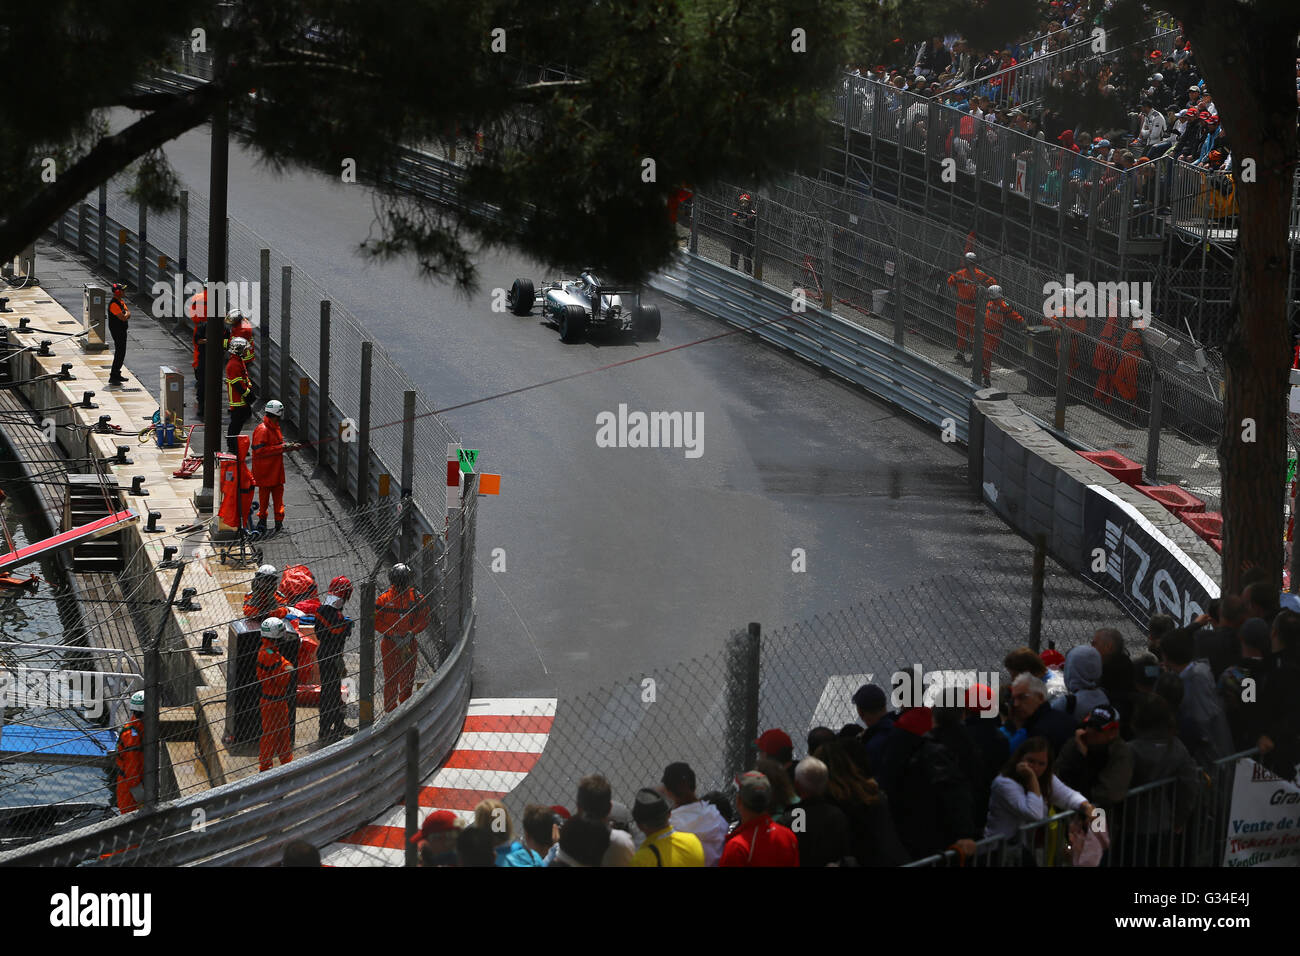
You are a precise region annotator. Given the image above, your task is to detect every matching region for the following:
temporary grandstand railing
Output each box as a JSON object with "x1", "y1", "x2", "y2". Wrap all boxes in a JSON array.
[{"x1": 931, "y1": 15, "x2": 1179, "y2": 111}]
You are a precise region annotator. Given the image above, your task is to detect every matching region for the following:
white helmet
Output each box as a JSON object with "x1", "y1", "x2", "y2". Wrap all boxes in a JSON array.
[
  {"x1": 129, "y1": 690, "x2": 145, "y2": 713},
  {"x1": 988, "y1": 285, "x2": 1002, "y2": 297},
  {"x1": 965, "y1": 252, "x2": 977, "y2": 261},
  {"x1": 225, "y1": 309, "x2": 246, "y2": 327},
  {"x1": 260, "y1": 617, "x2": 287, "y2": 641},
  {"x1": 264, "y1": 400, "x2": 284, "y2": 417},
  {"x1": 228, "y1": 336, "x2": 249, "y2": 355}
]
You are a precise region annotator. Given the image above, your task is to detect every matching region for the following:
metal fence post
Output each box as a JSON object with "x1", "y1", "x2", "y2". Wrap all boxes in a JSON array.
[
  {"x1": 77, "y1": 204, "x2": 88, "y2": 255},
  {"x1": 689, "y1": 197, "x2": 699, "y2": 255},
  {"x1": 401, "y1": 389, "x2": 416, "y2": 557},
  {"x1": 405, "y1": 726, "x2": 419, "y2": 866},
  {"x1": 1054, "y1": 328, "x2": 1070, "y2": 430},
  {"x1": 1028, "y1": 533, "x2": 1046, "y2": 652},
  {"x1": 319, "y1": 301, "x2": 331, "y2": 473},
  {"x1": 970, "y1": 286, "x2": 987, "y2": 386},
  {"x1": 822, "y1": 225, "x2": 834, "y2": 311},
  {"x1": 753, "y1": 192, "x2": 766, "y2": 282},
  {"x1": 723, "y1": 623, "x2": 761, "y2": 788},
  {"x1": 258, "y1": 250, "x2": 270, "y2": 387},
  {"x1": 179, "y1": 190, "x2": 189, "y2": 279},
  {"x1": 97, "y1": 184, "x2": 107, "y2": 267},
  {"x1": 137, "y1": 202, "x2": 148, "y2": 292},
  {"x1": 144, "y1": 566, "x2": 187, "y2": 809},
  {"x1": 117, "y1": 229, "x2": 128, "y2": 286},
  {"x1": 458, "y1": 475, "x2": 475, "y2": 634},
  {"x1": 359, "y1": 580, "x2": 375, "y2": 729},
  {"x1": 279, "y1": 265, "x2": 292, "y2": 410},
  {"x1": 358, "y1": 342, "x2": 373, "y2": 507},
  {"x1": 1146, "y1": 373, "x2": 1163, "y2": 478},
  {"x1": 893, "y1": 260, "x2": 907, "y2": 345}
]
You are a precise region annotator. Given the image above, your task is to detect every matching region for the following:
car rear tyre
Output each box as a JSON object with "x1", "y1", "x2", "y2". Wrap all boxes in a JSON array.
[
  {"x1": 509, "y1": 278, "x2": 534, "y2": 316},
  {"x1": 559, "y1": 304, "x2": 588, "y2": 343},
  {"x1": 633, "y1": 304, "x2": 661, "y2": 340}
]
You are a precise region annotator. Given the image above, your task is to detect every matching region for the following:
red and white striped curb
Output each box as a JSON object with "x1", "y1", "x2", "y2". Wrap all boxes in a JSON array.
[{"x1": 322, "y1": 698, "x2": 557, "y2": 867}]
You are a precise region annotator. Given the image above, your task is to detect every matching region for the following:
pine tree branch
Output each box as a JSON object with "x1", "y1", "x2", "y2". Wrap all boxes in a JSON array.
[{"x1": 0, "y1": 83, "x2": 223, "y2": 263}]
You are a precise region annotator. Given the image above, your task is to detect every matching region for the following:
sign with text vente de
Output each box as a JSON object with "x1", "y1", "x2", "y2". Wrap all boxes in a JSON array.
[{"x1": 1223, "y1": 758, "x2": 1300, "y2": 867}]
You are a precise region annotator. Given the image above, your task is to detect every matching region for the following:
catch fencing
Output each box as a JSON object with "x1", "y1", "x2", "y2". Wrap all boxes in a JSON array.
[
  {"x1": 50, "y1": 174, "x2": 461, "y2": 552},
  {"x1": 0, "y1": 172, "x2": 481, "y2": 861},
  {"x1": 686, "y1": 174, "x2": 1225, "y2": 513},
  {"x1": 503, "y1": 558, "x2": 1138, "y2": 829},
  {"x1": 0, "y1": 488, "x2": 478, "y2": 863}
]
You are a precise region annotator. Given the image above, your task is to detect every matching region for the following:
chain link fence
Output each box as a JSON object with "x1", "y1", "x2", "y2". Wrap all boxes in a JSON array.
[
  {"x1": 691, "y1": 170, "x2": 1225, "y2": 516},
  {"x1": 503, "y1": 557, "x2": 1138, "y2": 824},
  {"x1": 0, "y1": 485, "x2": 477, "y2": 853},
  {"x1": 7, "y1": 165, "x2": 480, "y2": 857}
]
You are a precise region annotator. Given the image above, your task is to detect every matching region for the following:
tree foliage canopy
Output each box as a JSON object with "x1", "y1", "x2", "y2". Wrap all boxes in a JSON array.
[{"x1": 0, "y1": 0, "x2": 903, "y2": 286}]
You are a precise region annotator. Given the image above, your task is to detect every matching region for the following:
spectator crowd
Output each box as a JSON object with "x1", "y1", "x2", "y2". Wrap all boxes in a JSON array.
[
  {"x1": 843, "y1": 4, "x2": 1268, "y2": 220},
  {"x1": 283, "y1": 570, "x2": 1299, "y2": 868}
]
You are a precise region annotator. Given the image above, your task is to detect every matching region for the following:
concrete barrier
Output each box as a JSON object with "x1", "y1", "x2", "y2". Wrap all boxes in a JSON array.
[{"x1": 970, "y1": 389, "x2": 1220, "y2": 627}]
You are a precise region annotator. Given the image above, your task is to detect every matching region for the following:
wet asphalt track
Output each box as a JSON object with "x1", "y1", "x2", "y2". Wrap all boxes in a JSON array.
[{"x1": 153, "y1": 125, "x2": 1037, "y2": 701}]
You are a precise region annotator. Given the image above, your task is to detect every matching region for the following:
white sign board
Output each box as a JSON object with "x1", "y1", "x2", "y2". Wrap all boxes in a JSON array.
[
  {"x1": 1013, "y1": 158, "x2": 1028, "y2": 197},
  {"x1": 1223, "y1": 758, "x2": 1300, "y2": 866}
]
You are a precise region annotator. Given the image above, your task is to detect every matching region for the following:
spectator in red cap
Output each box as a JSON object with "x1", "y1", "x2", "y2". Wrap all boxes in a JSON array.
[
  {"x1": 719, "y1": 771, "x2": 800, "y2": 867},
  {"x1": 415, "y1": 810, "x2": 461, "y2": 866},
  {"x1": 755, "y1": 728, "x2": 796, "y2": 779},
  {"x1": 315, "y1": 575, "x2": 354, "y2": 743}
]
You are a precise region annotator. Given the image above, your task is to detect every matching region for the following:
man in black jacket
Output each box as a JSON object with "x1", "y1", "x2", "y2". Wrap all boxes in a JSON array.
[
  {"x1": 1010, "y1": 673, "x2": 1078, "y2": 755},
  {"x1": 1258, "y1": 611, "x2": 1300, "y2": 780},
  {"x1": 1092, "y1": 628, "x2": 1136, "y2": 737},
  {"x1": 1218, "y1": 618, "x2": 1271, "y2": 752},
  {"x1": 878, "y1": 707, "x2": 978, "y2": 861},
  {"x1": 783, "y1": 756, "x2": 852, "y2": 867}
]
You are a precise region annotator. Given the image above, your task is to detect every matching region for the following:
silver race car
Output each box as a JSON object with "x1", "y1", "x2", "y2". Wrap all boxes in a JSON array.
[{"x1": 507, "y1": 271, "x2": 661, "y2": 343}]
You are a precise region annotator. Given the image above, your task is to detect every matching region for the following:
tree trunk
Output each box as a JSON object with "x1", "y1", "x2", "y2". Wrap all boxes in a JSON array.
[{"x1": 1184, "y1": 7, "x2": 1298, "y2": 594}]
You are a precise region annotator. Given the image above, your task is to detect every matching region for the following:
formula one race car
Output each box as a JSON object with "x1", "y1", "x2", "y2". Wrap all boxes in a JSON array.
[{"x1": 506, "y1": 271, "x2": 661, "y2": 343}]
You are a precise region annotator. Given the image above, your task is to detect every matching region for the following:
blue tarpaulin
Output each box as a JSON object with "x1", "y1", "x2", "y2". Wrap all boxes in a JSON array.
[{"x1": 0, "y1": 723, "x2": 117, "y2": 765}]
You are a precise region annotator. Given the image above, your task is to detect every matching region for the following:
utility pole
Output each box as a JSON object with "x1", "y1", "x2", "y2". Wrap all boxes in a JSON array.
[{"x1": 198, "y1": 12, "x2": 231, "y2": 512}]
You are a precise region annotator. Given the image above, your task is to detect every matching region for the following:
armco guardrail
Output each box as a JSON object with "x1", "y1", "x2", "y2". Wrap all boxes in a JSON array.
[
  {"x1": 0, "y1": 589, "x2": 475, "y2": 867},
  {"x1": 651, "y1": 253, "x2": 980, "y2": 444}
]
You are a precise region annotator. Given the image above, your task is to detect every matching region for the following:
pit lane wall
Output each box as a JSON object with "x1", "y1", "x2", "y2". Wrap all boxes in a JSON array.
[{"x1": 970, "y1": 390, "x2": 1220, "y2": 626}]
